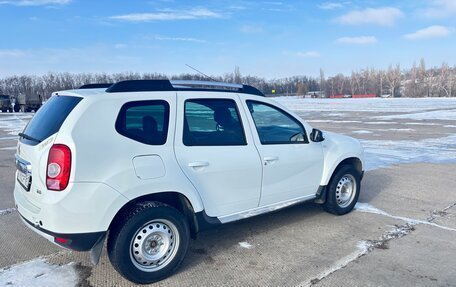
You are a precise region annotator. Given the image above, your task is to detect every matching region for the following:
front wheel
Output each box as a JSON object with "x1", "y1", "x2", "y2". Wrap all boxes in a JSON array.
[
  {"x1": 324, "y1": 165, "x2": 361, "y2": 215},
  {"x1": 107, "y1": 202, "x2": 190, "y2": 284}
]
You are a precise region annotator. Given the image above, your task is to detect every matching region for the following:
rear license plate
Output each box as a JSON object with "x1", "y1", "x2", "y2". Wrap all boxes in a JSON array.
[{"x1": 17, "y1": 170, "x2": 31, "y2": 191}]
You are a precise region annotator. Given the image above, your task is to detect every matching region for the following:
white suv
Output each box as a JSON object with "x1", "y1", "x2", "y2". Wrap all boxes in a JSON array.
[{"x1": 14, "y1": 80, "x2": 364, "y2": 284}]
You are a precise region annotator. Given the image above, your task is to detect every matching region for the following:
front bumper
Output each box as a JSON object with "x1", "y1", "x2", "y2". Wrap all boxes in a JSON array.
[{"x1": 20, "y1": 213, "x2": 105, "y2": 251}]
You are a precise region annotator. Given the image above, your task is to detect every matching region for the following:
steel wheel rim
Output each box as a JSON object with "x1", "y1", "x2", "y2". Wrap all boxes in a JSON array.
[
  {"x1": 335, "y1": 174, "x2": 356, "y2": 208},
  {"x1": 130, "y1": 219, "x2": 180, "y2": 272}
]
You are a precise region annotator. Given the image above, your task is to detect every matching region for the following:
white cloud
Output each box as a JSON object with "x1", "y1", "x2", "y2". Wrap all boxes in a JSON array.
[
  {"x1": 336, "y1": 36, "x2": 378, "y2": 45},
  {"x1": 0, "y1": 0, "x2": 70, "y2": 6},
  {"x1": 404, "y1": 25, "x2": 451, "y2": 40},
  {"x1": 318, "y1": 2, "x2": 344, "y2": 10},
  {"x1": 110, "y1": 8, "x2": 222, "y2": 22},
  {"x1": 295, "y1": 51, "x2": 320, "y2": 58},
  {"x1": 154, "y1": 36, "x2": 208, "y2": 43},
  {"x1": 336, "y1": 7, "x2": 403, "y2": 26},
  {"x1": 420, "y1": 0, "x2": 456, "y2": 18},
  {"x1": 0, "y1": 49, "x2": 27, "y2": 57},
  {"x1": 240, "y1": 24, "x2": 263, "y2": 34},
  {"x1": 114, "y1": 43, "x2": 127, "y2": 49}
]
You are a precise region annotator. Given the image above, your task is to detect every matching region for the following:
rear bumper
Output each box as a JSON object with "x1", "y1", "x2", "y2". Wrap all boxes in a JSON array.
[
  {"x1": 20, "y1": 214, "x2": 106, "y2": 251},
  {"x1": 14, "y1": 180, "x2": 128, "y2": 234}
]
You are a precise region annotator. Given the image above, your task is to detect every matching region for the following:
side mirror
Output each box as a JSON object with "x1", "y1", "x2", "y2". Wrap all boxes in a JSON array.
[{"x1": 310, "y1": 128, "x2": 324, "y2": 142}]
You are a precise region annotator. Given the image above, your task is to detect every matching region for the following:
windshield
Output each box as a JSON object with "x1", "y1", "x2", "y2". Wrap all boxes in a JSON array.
[{"x1": 20, "y1": 95, "x2": 82, "y2": 145}]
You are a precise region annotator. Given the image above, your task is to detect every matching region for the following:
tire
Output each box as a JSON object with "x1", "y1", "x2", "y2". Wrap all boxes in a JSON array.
[
  {"x1": 107, "y1": 202, "x2": 190, "y2": 284},
  {"x1": 324, "y1": 165, "x2": 361, "y2": 215},
  {"x1": 1, "y1": 108, "x2": 6, "y2": 113}
]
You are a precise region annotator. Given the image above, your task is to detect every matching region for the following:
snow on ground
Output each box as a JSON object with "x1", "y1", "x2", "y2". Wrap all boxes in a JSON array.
[
  {"x1": 361, "y1": 134, "x2": 456, "y2": 170},
  {"x1": 375, "y1": 109, "x2": 456, "y2": 121},
  {"x1": 274, "y1": 97, "x2": 456, "y2": 170},
  {"x1": 0, "y1": 114, "x2": 32, "y2": 136},
  {"x1": 275, "y1": 97, "x2": 456, "y2": 113},
  {"x1": 238, "y1": 242, "x2": 253, "y2": 249},
  {"x1": 0, "y1": 259, "x2": 78, "y2": 287},
  {"x1": 352, "y1": 130, "x2": 373, "y2": 134},
  {"x1": 0, "y1": 208, "x2": 16, "y2": 216}
]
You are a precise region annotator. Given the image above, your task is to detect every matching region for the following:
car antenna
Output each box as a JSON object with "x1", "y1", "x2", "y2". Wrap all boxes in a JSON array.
[{"x1": 185, "y1": 64, "x2": 217, "y2": 81}]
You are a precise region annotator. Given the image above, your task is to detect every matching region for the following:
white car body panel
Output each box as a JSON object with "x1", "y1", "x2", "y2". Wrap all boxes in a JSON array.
[
  {"x1": 240, "y1": 95, "x2": 324, "y2": 206},
  {"x1": 174, "y1": 92, "x2": 263, "y2": 217},
  {"x1": 14, "y1": 86, "x2": 364, "y2": 238}
]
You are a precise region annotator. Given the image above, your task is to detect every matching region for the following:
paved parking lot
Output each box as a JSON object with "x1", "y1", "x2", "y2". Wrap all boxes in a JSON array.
[{"x1": 0, "y1": 98, "x2": 455, "y2": 286}]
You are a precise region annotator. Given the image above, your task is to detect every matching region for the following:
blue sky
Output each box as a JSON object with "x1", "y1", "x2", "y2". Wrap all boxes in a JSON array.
[{"x1": 0, "y1": 0, "x2": 455, "y2": 79}]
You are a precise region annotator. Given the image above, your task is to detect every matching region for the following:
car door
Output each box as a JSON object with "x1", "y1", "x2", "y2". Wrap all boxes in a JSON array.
[
  {"x1": 174, "y1": 92, "x2": 263, "y2": 217},
  {"x1": 242, "y1": 98, "x2": 324, "y2": 206}
]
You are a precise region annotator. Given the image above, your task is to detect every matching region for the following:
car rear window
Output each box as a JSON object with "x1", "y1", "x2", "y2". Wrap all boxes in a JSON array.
[{"x1": 20, "y1": 95, "x2": 82, "y2": 145}]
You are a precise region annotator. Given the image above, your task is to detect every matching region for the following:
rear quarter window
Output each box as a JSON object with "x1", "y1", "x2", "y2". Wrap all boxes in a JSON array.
[
  {"x1": 20, "y1": 95, "x2": 82, "y2": 145},
  {"x1": 115, "y1": 100, "x2": 170, "y2": 145}
]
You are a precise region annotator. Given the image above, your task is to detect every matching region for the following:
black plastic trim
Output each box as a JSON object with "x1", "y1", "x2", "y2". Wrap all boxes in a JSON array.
[
  {"x1": 195, "y1": 210, "x2": 221, "y2": 232},
  {"x1": 79, "y1": 83, "x2": 113, "y2": 89},
  {"x1": 314, "y1": 185, "x2": 327, "y2": 204},
  {"x1": 105, "y1": 80, "x2": 265, "y2": 96},
  {"x1": 21, "y1": 215, "x2": 106, "y2": 251}
]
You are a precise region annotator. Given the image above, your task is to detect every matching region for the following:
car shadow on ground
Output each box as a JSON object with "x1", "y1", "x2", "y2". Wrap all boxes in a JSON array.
[{"x1": 358, "y1": 170, "x2": 392, "y2": 204}]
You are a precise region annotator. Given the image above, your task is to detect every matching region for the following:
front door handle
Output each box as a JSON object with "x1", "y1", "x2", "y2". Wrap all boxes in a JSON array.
[
  {"x1": 188, "y1": 161, "x2": 210, "y2": 168},
  {"x1": 263, "y1": 156, "x2": 279, "y2": 165}
]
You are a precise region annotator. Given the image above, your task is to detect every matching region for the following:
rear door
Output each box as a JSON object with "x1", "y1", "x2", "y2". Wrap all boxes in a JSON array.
[{"x1": 174, "y1": 92, "x2": 262, "y2": 217}]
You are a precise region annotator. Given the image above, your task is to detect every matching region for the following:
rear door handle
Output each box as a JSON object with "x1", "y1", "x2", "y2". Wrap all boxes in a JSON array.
[
  {"x1": 188, "y1": 161, "x2": 210, "y2": 168},
  {"x1": 263, "y1": 156, "x2": 279, "y2": 165}
]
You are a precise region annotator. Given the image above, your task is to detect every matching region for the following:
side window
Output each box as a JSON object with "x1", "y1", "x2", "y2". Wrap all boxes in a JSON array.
[
  {"x1": 184, "y1": 99, "x2": 246, "y2": 146},
  {"x1": 246, "y1": 100, "x2": 308, "y2": 145},
  {"x1": 116, "y1": 100, "x2": 169, "y2": 145}
]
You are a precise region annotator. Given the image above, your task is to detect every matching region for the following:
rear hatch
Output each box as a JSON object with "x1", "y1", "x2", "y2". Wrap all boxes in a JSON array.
[{"x1": 15, "y1": 95, "x2": 82, "y2": 205}]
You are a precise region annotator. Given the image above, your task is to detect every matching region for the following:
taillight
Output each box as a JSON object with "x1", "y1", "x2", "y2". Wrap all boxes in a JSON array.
[{"x1": 46, "y1": 144, "x2": 71, "y2": 191}]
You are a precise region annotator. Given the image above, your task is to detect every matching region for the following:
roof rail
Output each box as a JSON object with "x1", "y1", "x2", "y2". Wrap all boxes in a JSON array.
[
  {"x1": 79, "y1": 83, "x2": 113, "y2": 89},
  {"x1": 105, "y1": 79, "x2": 264, "y2": 96}
]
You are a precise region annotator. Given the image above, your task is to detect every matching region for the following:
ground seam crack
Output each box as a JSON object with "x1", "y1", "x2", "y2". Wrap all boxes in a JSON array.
[{"x1": 297, "y1": 202, "x2": 456, "y2": 287}]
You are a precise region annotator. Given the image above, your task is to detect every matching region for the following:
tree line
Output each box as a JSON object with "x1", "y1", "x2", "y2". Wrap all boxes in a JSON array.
[{"x1": 0, "y1": 59, "x2": 454, "y2": 99}]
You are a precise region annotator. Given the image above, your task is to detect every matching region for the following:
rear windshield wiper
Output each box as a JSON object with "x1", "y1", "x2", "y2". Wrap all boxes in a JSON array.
[{"x1": 18, "y1": 132, "x2": 42, "y2": 143}]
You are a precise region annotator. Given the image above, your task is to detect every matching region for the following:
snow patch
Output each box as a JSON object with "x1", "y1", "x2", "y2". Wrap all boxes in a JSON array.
[
  {"x1": 361, "y1": 134, "x2": 456, "y2": 170},
  {"x1": 0, "y1": 114, "x2": 33, "y2": 136},
  {"x1": 364, "y1": 121, "x2": 397, "y2": 125},
  {"x1": 299, "y1": 241, "x2": 369, "y2": 287},
  {"x1": 352, "y1": 130, "x2": 372, "y2": 134},
  {"x1": 355, "y1": 202, "x2": 456, "y2": 232},
  {"x1": 0, "y1": 208, "x2": 16, "y2": 216},
  {"x1": 0, "y1": 259, "x2": 78, "y2": 287},
  {"x1": 0, "y1": 146, "x2": 17, "y2": 150},
  {"x1": 375, "y1": 109, "x2": 456, "y2": 121},
  {"x1": 238, "y1": 242, "x2": 253, "y2": 249},
  {"x1": 403, "y1": 122, "x2": 439, "y2": 126},
  {"x1": 444, "y1": 125, "x2": 456, "y2": 128},
  {"x1": 275, "y1": 97, "x2": 456, "y2": 113}
]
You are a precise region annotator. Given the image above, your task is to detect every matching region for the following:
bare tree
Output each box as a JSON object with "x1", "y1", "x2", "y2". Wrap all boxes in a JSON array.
[{"x1": 386, "y1": 64, "x2": 401, "y2": 97}]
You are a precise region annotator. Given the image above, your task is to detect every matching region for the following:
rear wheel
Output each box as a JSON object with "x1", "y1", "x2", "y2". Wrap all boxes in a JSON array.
[
  {"x1": 107, "y1": 202, "x2": 189, "y2": 284},
  {"x1": 324, "y1": 165, "x2": 361, "y2": 215}
]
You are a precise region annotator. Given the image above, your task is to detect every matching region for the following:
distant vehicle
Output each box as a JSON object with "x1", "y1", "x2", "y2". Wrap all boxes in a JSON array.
[
  {"x1": 14, "y1": 80, "x2": 364, "y2": 284},
  {"x1": 0, "y1": 95, "x2": 13, "y2": 112},
  {"x1": 13, "y1": 93, "x2": 42, "y2": 112}
]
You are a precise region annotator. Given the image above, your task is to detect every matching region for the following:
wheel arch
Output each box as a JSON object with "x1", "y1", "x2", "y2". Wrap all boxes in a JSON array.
[
  {"x1": 321, "y1": 156, "x2": 363, "y2": 186},
  {"x1": 109, "y1": 191, "x2": 201, "y2": 239}
]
